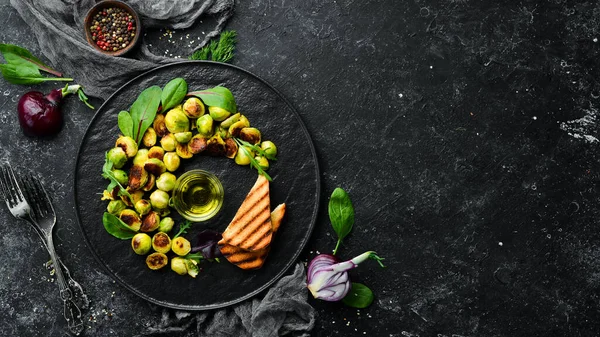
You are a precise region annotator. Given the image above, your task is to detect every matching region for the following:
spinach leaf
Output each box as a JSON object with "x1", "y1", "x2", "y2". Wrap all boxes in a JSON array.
[
  {"x1": 188, "y1": 86, "x2": 237, "y2": 114},
  {"x1": 329, "y1": 187, "x2": 354, "y2": 255},
  {"x1": 342, "y1": 283, "x2": 374, "y2": 308},
  {"x1": 161, "y1": 78, "x2": 188, "y2": 111},
  {"x1": 130, "y1": 86, "x2": 162, "y2": 145},
  {"x1": 0, "y1": 44, "x2": 72, "y2": 84},
  {"x1": 0, "y1": 43, "x2": 63, "y2": 76},
  {"x1": 118, "y1": 111, "x2": 134, "y2": 138},
  {"x1": 102, "y1": 212, "x2": 137, "y2": 239}
]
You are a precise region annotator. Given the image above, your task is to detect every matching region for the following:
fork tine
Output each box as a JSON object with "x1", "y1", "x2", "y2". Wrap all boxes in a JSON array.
[
  {"x1": 24, "y1": 173, "x2": 51, "y2": 217},
  {"x1": 2, "y1": 164, "x2": 25, "y2": 206},
  {"x1": 0, "y1": 165, "x2": 9, "y2": 202}
]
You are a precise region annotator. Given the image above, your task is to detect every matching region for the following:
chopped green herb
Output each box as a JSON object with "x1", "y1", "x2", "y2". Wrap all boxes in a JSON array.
[{"x1": 189, "y1": 30, "x2": 237, "y2": 63}]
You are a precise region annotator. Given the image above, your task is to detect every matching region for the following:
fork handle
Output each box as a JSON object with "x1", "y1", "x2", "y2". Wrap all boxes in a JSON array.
[{"x1": 45, "y1": 233, "x2": 84, "y2": 335}]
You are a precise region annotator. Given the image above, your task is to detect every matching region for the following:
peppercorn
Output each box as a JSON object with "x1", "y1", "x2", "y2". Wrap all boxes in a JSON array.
[{"x1": 89, "y1": 7, "x2": 136, "y2": 53}]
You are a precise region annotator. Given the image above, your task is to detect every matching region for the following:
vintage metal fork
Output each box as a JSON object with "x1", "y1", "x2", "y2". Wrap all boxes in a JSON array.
[{"x1": 0, "y1": 164, "x2": 84, "y2": 335}]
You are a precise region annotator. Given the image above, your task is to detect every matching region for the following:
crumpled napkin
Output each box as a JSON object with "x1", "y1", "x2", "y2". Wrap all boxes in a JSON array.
[
  {"x1": 10, "y1": 0, "x2": 234, "y2": 98},
  {"x1": 136, "y1": 263, "x2": 315, "y2": 337}
]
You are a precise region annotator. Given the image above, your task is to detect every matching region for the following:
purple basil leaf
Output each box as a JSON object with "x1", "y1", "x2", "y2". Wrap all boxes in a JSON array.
[{"x1": 190, "y1": 229, "x2": 223, "y2": 259}]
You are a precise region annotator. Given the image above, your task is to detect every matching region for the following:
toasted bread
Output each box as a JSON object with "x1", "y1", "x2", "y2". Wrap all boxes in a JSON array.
[
  {"x1": 221, "y1": 175, "x2": 272, "y2": 251},
  {"x1": 219, "y1": 204, "x2": 286, "y2": 270}
]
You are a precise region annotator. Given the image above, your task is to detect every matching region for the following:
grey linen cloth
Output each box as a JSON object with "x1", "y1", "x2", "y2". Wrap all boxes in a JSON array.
[
  {"x1": 9, "y1": 1, "x2": 316, "y2": 335},
  {"x1": 9, "y1": 0, "x2": 235, "y2": 98}
]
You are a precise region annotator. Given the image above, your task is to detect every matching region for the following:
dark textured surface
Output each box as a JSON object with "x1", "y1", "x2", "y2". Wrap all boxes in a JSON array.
[
  {"x1": 2, "y1": 0, "x2": 600, "y2": 336},
  {"x1": 75, "y1": 61, "x2": 319, "y2": 310}
]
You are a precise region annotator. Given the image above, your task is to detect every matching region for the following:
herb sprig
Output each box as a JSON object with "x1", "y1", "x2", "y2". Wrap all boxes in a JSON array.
[
  {"x1": 174, "y1": 220, "x2": 193, "y2": 239},
  {"x1": 190, "y1": 30, "x2": 237, "y2": 63},
  {"x1": 233, "y1": 138, "x2": 272, "y2": 181},
  {"x1": 101, "y1": 152, "x2": 132, "y2": 200}
]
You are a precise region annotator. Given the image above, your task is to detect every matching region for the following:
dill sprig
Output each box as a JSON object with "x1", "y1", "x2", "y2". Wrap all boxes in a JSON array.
[
  {"x1": 190, "y1": 30, "x2": 237, "y2": 63},
  {"x1": 233, "y1": 138, "x2": 273, "y2": 181}
]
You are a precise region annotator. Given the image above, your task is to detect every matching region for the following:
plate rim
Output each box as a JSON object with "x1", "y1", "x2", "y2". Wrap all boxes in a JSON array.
[{"x1": 72, "y1": 60, "x2": 321, "y2": 310}]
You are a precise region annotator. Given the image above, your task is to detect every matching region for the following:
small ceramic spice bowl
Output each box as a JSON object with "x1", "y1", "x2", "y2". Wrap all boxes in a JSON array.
[{"x1": 84, "y1": 1, "x2": 141, "y2": 56}]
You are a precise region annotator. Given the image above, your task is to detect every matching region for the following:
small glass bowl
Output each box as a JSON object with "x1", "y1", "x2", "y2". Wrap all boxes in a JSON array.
[{"x1": 171, "y1": 170, "x2": 224, "y2": 222}]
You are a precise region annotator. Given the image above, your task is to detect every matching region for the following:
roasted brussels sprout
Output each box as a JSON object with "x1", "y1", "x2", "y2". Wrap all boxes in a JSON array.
[
  {"x1": 220, "y1": 112, "x2": 240, "y2": 129},
  {"x1": 132, "y1": 148, "x2": 149, "y2": 166},
  {"x1": 174, "y1": 131, "x2": 193, "y2": 143},
  {"x1": 188, "y1": 135, "x2": 207, "y2": 154},
  {"x1": 254, "y1": 155, "x2": 269, "y2": 170},
  {"x1": 261, "y1": 141, "x2": 277, "y2": 157},
  {"x1": 158, "y1": 217, "x2": 175, "y2": 233},
  {"x1": 208, "y1": 106, "x2": 231, "y2": 122},
  {"x1": 146, "y1": 252, "x2": 168, "y2": 270},
  {"x1": 225, "y1": 138, "x2": 238, "y2": 159},
  {"x1": 216, "y1": 125, "x2": 229, "y2": 139},
  {"x1": 153, "y1": 114, "x2": 169, "y2": 137},
  {"x1": 115, "y1": 136, "x2": 138, "y2": 158},
  {"x1": 186, "y1": 259, "x2": 199, "y2": 278},
  {"x1": 156, "y1": 172, "x2": 177, "y2": 192},
  {"x1": 205, "y1": 134, "x2": 226, "y2": 157},
  {"x1": 134, "y1": 199, "x2": 152, "y2": 216},
  {"x1": 150, "y1": 189, "x2": 170, "y2": 210},
  {"x1": 147, "y1": 146, "x2": 165, "y2": 161},
  {"x1": 163, "y1": 152, "x2": 181, "y2": 172},
  {"x1": 183, "y1": 97, "x2": 205, "y2": 118},
  {"x1": 239, "y1": 127, "x2": 261, "y2": 145},
  {"x1": 142, "y1": 127, "x2": 157, "y2": 147},
  {"x1": 171, "y1": 237, "x2": 191, "y2": 256},
  {"x1": 160, "y1": 133, "x2": 178, "y2": 152},
  {"x1": 128, "y1": 164, "x2": 149, "y2": 191},
  {"x1": 165, "y1": 106, "x2": 190, "y2": 133},
  {"x1": 144, "y1": 158, "x2": 167, "y2": 176},
  {"x1": 140, "y1": 210, "x2": 161, "y2": 232},
  {"x1": 234, "y1": 145, "x2": 254, "y2": 166},
  {"x1": 152, "y1": 232, "x2": 171, "y2": 253},
  {"x1": 131, "y1": 233, "x2": 152, "y2": 255},
  {"x1": 121, "y1": 189, "x2": 144, "y2": 207},
  {"x1": 170, "y1": 257, "x2": 188, "y2": 275},
  {"x1": 107, "y1": 200, "x2": 127, "y2": 215},
  {"x1": 196, "y1": 114, "x2": 214, "y2": 138},
  {"x1": 119, "y1": 209, "x2": 141, "y2": 231},
  {"x1": 142, "y1": 173, "x2": 156, "y2": 192},
  {"x1": 176, "y1": 143, "x2": 193, "y2": 159},
  {"x1": 107, "y1": 147, "x2": 127, "y2": 168},
  {"x1": 112, "y1": 169, "x2": 128, "y2": 186},
  {"x1": 228, "y1": 119, "x2": 249, "y2": 138}
]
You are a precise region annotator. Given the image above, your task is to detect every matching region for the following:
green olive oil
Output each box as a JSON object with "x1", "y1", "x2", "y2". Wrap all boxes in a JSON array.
[
  {"x1": 181, "y1": 176, "x2": 220, "y2": 215},
  {"x1": 173, "y1": 170, "x2": 224, "y2": 221}
]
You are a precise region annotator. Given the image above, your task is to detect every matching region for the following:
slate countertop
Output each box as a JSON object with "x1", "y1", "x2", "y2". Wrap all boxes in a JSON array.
[{"x1": 1, "y1": 1, "x2": 599, "y2": 336}]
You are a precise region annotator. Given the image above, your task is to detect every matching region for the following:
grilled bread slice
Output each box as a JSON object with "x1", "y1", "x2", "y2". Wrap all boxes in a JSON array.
[
  {"x1": 221, "y1": 175, "x2": 273, "y2": 251},
  {"x1": 220, "y1": 203, "x2": 286, "y2": 270}
]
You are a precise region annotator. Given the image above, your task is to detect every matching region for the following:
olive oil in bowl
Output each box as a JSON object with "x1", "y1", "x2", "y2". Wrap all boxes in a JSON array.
[{"x1": 172, "y1": 170, "x2": 224, "y2": 221}]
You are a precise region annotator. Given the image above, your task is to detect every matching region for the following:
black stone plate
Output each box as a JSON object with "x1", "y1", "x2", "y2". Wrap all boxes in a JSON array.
[{"x1": 74, "y1": 61, "x2": 320, "y2": 310}]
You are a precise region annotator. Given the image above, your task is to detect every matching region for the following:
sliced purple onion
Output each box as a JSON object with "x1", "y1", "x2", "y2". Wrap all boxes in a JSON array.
[{"x1": 307, "y1": 251, "x2": 385, "y2": 302}]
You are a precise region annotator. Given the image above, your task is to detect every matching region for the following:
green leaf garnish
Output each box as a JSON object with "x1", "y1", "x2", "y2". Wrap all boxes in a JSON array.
[
  {"x1": 161, "y1": 77, "x2": 188, "y2": 112},
  {"x1": 342, "y1": 283, "x2": 374, "y2": 308},
  {"x1": 130, "y1": 86, "x2": 162, "y2": 146},
  {"x1": 102, "y1": 212, "x2": 137, "y2": 239},
  {"x1": 187, "y1": 86, "x2": 237, "y2": 115},
  {"x1": 0, "y1": 44, "x2": 73, "y2": 84},
  {"x1": 329, "y1": 187, "x2": 354, "y2": 255},
  {"x1": 118, "y1": 111, "x2": 134, "y2": 138}
]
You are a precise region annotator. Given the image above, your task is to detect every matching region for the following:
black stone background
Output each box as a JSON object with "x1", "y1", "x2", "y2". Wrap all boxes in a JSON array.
[{"x1": 1, "y1": 0, "x2": 600, "y2": 336}]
